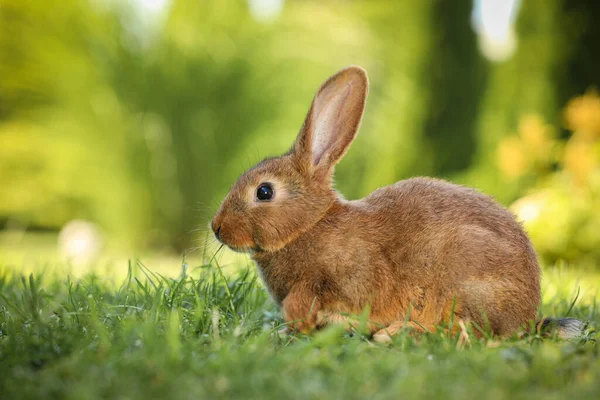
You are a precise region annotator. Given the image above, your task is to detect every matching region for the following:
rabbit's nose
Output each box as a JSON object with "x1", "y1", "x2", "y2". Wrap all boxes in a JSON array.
[
  {"x1": 211, "y1": 218, "x2": 222, "y2": 240},
  {"x1": 211, "y1": 216, "x2": 221, "y2": 233},
  {"x1": 211, "y1": 214, "x2": 225, "y2": 241}
]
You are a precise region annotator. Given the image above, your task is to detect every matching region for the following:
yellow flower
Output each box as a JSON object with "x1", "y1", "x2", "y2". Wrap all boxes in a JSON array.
[
  {"x1": 497, "y1": 136, "x2": 528, "y2": 179},
  {"x1": 518, "y1": 114, "x2": 556, "y2": 165},
  {"x1": 563, "y1": 139, "x2": 596, "y2": 186},
  {"x1": 564, "y1": 91, "x2": 600, "y2": 140},
  {"x1": 519, "y1": 115, "x2": 552, "y2": 148}
]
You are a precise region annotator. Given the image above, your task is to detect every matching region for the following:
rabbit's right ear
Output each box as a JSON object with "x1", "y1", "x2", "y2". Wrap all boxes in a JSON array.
[{"x1": 293, "y1": 66, "x2": 369, "y2": 176}]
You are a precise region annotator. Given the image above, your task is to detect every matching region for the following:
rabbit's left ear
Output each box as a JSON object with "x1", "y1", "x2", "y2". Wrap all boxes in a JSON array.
[{"x1": 294, "y1": 66, "x2": 369, "y2": 175}]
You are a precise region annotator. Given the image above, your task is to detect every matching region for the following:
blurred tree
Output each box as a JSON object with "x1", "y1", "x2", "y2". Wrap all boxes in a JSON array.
[
  {"x1": 0, "y1": 0, "x2": 149, "y2": 248},
  {"x1": 422, "y1": 1, "x2": 487, "y2": 175},
  {"x1": 341, "y1": 1, "x2": 437, "y2": 197},
  {"x1": 467, "y1": 0, "x2": 600, "y2": 203},
  {"x1": 556, "y1": 0, "x2": 600, "y2": 120},
  {"x1": 336, "y1": 1, "x2": 485, "y2": 198}
]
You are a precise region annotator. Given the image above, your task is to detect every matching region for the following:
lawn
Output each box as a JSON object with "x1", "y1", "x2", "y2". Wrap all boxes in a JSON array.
[{"x1": 0, "y1": 258, "x2": 598, "y2": 400}]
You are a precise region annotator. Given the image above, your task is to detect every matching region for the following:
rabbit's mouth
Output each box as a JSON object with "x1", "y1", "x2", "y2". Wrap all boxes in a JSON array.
[
  {"x1": 225, "y1": 243, "x2": 257, "y2": 254},
  {"x1": 216, "y1": 234, "x2": 263, "y2": 254},
  {"x1": 211, "y1": 219, "x2": 257, "y2": 253}
]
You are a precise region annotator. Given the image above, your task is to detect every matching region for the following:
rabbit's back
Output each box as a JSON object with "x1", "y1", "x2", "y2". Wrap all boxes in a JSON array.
[
  {"x1": 365, "y1": 177, "x2": 519, "y2": 231},
  {"x1": 359, "y1": 177, "x2": 541, "y2": 334}
]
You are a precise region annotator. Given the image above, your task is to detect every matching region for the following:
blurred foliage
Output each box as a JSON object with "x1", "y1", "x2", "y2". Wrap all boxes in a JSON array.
[
  {"x1": 464, "y1": 0, "x2": 600, "y2": 202},
  {"x1": 0, "y1": 0, "x2": 599, "y2": 263},
  {"x1": 464, "y1": 0, "x2": 567, "y2": 200},
  {"x1": 0, "y1": 0, "x2": 486, "y2": 251},
  {"x1": 504, "y1": 92, "x2": 600, "y2": 266}
]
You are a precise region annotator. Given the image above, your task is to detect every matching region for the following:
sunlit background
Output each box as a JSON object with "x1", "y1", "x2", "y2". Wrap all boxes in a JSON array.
[{"x1": 1, "y1": 0, "x2": 599, "y2": 270}]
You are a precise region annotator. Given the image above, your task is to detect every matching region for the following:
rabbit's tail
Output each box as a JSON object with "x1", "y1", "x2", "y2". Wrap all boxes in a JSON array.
[{"x1": 536, "y1": 317, "x2": 588, "y2": 339}]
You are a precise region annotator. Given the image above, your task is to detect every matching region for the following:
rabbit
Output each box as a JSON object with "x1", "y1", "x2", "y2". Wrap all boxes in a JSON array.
[{"x1": 211, "y1": 66, "x2": 586, "y2": 342}]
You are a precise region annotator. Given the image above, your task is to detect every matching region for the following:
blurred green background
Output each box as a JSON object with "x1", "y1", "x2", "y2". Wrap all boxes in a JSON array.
[{"x1": 1, "y1": 0, "x2": 599, "y2": 267}]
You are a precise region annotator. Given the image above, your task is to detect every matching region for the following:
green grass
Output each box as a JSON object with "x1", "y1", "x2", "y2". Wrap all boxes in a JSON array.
[{"x1": 0, "y1": 259, "x2": 598, "y2": 400}]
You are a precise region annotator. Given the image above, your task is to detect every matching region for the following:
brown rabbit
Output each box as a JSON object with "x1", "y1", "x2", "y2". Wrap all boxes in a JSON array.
[{"x1": 211, "y1": 66, "x2": 585, "y2": 342}]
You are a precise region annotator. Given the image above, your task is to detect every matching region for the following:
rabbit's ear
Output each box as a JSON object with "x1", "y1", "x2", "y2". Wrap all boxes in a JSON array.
[{"x1": 294, "y1": 66, "x2": 368, "y2": 174}]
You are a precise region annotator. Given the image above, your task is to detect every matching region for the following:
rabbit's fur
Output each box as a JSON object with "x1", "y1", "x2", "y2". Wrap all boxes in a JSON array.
[{"x1": 212, "y1": 66, "x2": 579, "y2": 341}]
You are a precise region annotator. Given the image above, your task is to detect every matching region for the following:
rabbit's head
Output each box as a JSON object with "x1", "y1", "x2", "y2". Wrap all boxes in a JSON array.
[{"x1": 212, "y1": 66, "x2": 368, "y2": 253}]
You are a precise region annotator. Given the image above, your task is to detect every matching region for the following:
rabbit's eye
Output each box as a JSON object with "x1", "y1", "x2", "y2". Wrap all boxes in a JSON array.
[{"x1": 256, "y1": 183, "x2": 274, "y2": 201}]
